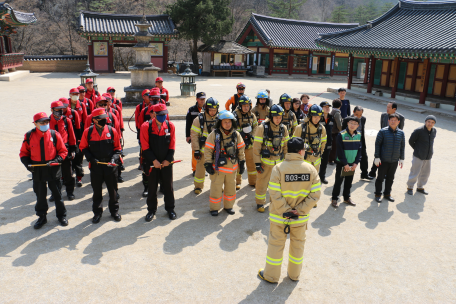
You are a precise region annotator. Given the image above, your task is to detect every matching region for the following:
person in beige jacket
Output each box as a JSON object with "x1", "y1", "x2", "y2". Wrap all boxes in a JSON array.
[
  {"x1": 233, "y1": 95, "x2": 258, "y2": 189},
  {"x1": 253, "y1": 105, "x2": 289, "y2": 213},
  {"x1": 205, "y1": 110, "x2": 246, "y2": 216},
  {"x1": 258, "y1": 137, "x2": 321, "y2": 283},
  {"x1": 190, "y1": 97, "x2": 219, "y2": 194}
]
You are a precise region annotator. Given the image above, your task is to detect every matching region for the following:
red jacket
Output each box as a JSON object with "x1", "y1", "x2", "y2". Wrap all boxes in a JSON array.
[
  {"x1": 80, "y1": 97, "x2": 93, "y2": 115},
  {"x1": 157, "y1": 87, "x2": 169, "y2": 102},
  {"x1": 20, "y1": 128, "x2": 68, "y2": 162},
  {"x1": 112, "y1": 97, "x2": 122, "y2": 111},
  {"x1": 85, "y1": 89, "x2": 100, "y2": 104},
  {"x1": 140, "y1": 119, "x2": 175, "y2": 163},
  {"x1": 70, "y1": 100, "x2": 88, "y2": 129},
  {"x1": 109, "y1": 105, "x2": 124, "y2": 131},
  {"x1": 49, "y1": 114, "x2": 77, "y2": 148},
  {"x1": 135, "y1": 101, "x2": 148, "y2": 129},
  {"x1": 85, "y1": 111, "x2": 121, "y2": 135},
  {"x1": 64, "y1": 107, "x2": 82, "y2": 139},
  {"x1": 79, "y1": 125, "x2": 122, "y2": 164}
]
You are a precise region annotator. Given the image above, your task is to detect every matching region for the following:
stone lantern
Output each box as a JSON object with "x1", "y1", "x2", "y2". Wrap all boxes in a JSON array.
[
  {"x1": 179, "y1": 64, "x2": 197, "y2": 96},
  {"x1": 124, "y1": 15, "x2": 160, "y2": 103},
  {"x1": 79, "y1": 59, "x2": 99, "y2": 90}
]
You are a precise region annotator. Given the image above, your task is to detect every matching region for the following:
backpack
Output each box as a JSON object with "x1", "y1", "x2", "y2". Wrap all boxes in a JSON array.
[
  {"x1": 87, "y1": 125, "x2": 113, "y2": 143},
  {"x1": 25, "y1": 129, "x2": 57, "y2": 147},
  {"x1": 231, "y1": 94, "x2": 240, "y2": 112}
]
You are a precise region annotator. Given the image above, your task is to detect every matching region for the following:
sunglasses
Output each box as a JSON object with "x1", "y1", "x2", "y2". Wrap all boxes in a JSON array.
[
  {"x1": 238, "y1": 88, "x2": 245, "y2": 90},
  {"x1": 144, "y1": 94, "x2": 150, "y2": 96},
  {"x1": 98, "y1": 103, "x2": 108, "y2": 107},
  {"x1": 108, "y1": 90, "x2": 115, "y2": 93}
]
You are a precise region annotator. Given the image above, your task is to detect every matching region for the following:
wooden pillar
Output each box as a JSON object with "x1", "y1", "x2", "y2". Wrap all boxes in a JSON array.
[
  {"x1": 419, "y1": 58, "x2": 431, "y2": 104},
  {"x1": 367, "y1": 56, "x2": 376, "y2": 93},
  {"x1": 88, "y1": 41, "x2": 94, "y2": 70},
  {"x1": 288, "y1": 49, "x2": 293, "y2": 76},
  {"x1": 308, "y1": 51, "x2": 312, "y2": 76},
  {"x1": 385, "y1": 60, "x2": 392, "y2": 88},
  {"x1": 269, "y1": 48, "x2": 273, "y2": 75},
  {"x1": 108, "y1": 41, "x2": 114, "y2": 73},
  {"x1": 391, "y1": 57, "x2": 400, "y2": 98},
  {"x1": 163, "y1": 44, "x2": 168, "y2": 72},
  {"x1": 410, "y1": 60, "x2": 419, "y2": 92},
  {"x1": 347, "y1": 54, "x2": 354, "y2": 89},
  {"x1": 440, "y1": 64, "x2": 450, "y2": 98},
  {"x1": 6, "y1": 36, "x2": 12, "y2": 53},
  {"x1": 363, "y1": 58, "x2": 369, "y2": 83},
  {"x1": 330, "y1": 52, "x2": 335, "y2": 77}
]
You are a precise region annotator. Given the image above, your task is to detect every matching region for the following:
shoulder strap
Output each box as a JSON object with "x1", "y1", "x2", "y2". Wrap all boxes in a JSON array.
[
  {"x1": 300, "y1": 122, "x2": 307, "y2": 140},
  {"x1": 88, "y1": 125, "x2": 94, "y2": 142},
  {"x1": 149, "y1": 119, "x2": 153, "y2": 136},
  {"x1": 144, "y1": 106, "x2": 148, "y2": 121},
  {"x1": 198, "y1": 112, "x2": 205, "y2": 135},
  {"x1": 25, "y1": 129, "x2": 35, "y2": 144},
  {"x1": 63, "y1": 116, "x2": 68, "y2": 131},
  {"x1": 50, "y1": 129, "x2": 57, "y2": 147},
  {"x1": 108, "y1": 125, "x2": 113, "y2": 141}
]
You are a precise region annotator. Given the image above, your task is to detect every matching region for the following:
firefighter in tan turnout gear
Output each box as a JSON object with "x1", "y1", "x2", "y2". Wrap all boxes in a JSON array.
[
  {"x1": 253, "y1": 105, "x2": 289, "y2": 213},
  {"x1": 233, "y1": 95, "x2": 258, "y2": 189},
  {"x1": 190, "y1": 97, "x2": 219, "y2": 194},
  {"x1": 279, "y1": 93, "x2": 298, "y2": 135},
  {"x1": 258, "y1": 137, "x2": 321, "y2": 283},
  {"x1": 205, "y1": 110, "x2": 246, "y2": 216},
  {"x1": 252, "y1": 90, "x2": 270, "y2": 124}
]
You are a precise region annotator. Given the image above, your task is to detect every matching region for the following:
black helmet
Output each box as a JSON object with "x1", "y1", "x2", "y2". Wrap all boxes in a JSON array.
[
  {"x1": 238, "y1": 94, "x2": 252, "y2": 112},
  {"x1": 205, "y1": 97, "x2": 219, "y2": 115},
  {"x1": 279, "y1": 93, "x2": 292, "y2": 108},
  {"x1": 268, "y1": 104, "x2": 284, "y2": 119}
]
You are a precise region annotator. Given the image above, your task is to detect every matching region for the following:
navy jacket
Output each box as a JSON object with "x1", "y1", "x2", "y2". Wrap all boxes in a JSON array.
[
  {"x1": 409, "y1": 125, "x2": 436, "y2": 160},
  {"x1": 185, "y1": 103, "x2": 202, "y2": 138},
  {"x1": 321, "y1": 114, "x2": 334, "y2": 149},
  {"x1": 374, "y1": 126, "x2": 405, "y2": 163},
  {"x1": 340, "y1": 99, "x2": 351, "y2": 118}
]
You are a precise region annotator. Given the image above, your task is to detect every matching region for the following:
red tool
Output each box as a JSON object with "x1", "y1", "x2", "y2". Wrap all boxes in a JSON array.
[
  {"x1": 29, "y1": 163, "x2": 61, "y2": 167},
  {"x1": 148, "y1": 160, "x2": 183, "y2": 173}
]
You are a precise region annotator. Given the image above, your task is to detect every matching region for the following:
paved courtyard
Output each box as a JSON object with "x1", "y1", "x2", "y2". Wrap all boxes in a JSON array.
[{"x1": 1, "y1": 73, "x2": 455, "y2": 303}]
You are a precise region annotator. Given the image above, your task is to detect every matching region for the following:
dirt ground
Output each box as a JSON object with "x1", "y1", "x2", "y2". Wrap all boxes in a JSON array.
[{"x1": 0, "y1": 73, "x2": 455, "y2": 303}]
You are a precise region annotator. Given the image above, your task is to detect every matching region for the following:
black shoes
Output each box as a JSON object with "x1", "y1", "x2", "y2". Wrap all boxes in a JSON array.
[
  {"x1": 118, "y1": 176, "x2": 124, "y2": 183},
  {"x1": 361, "y1": 174, "x2": 374, "y2": 180},
  {"x1": 34, "y1": 216, "x2": 47, "y2": 229},
  {"x1": 120, "y1": 164, "x2": 125, "y2": 171},
  {"x1": 375, "y1": 196, "x2": 382, "y2": 202},
  {"x1": 320, "y1": 178, "x2": 328, "y2": 184},
  {"x1": 168, "y1": 211, "x2": 177, "y2": 220},
  {"x1": 224, "y1": 208, "x2": 235, "y2": 215},
  {"x1": 116, "y1": 193, "x2": 120, "y2": 200},
  {"x1": 384, "y1": 196, "x2": 395, "y2": 202},
  {"x1": 328, "y1": 162, "x2": 335, "y2": 166},
  {"x1": 368, "y1": 172, "x2": 376, "y2": 178},
  {"x1": 49, "y1": 195, "x2": 54, "y2": 202},
  {"x1": 76, "y1": 178, "x2": 83, "y2": 187},
  {"x1": 210, "y1": 210, "x2": 218, "y2": 216},
  {"x1": 58, "y1": 217, "x2": 68, "y2": 226},
  {"x1": 417, "y1": 188, "x2": 429, "y2": 195},
  {"x1": 67, "y1": 193, "x2": 75, "y2": 201},
  {"x1": 142, "y1": 186, "x2": 148, "y2": 197},
  {"x1": 407, "y1": 189, "x2": 413, "y2": 195},
  {"x1": 145, "y1": 212, "x2": 155, "y2": 222},
  {"x1": 111, "y1": 213, "x2": 122, "y2": 222},
  {"x1": 92, "y1": 214, "x2": 102, "y2": 224},
  {"x1": 192, "y1": 171, "x2": 196, "y2": 177}
]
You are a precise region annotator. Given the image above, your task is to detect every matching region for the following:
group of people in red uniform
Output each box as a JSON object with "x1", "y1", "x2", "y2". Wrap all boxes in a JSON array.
[{"x1": 20, "y1": 77, "x2": 176, "y2": 229}]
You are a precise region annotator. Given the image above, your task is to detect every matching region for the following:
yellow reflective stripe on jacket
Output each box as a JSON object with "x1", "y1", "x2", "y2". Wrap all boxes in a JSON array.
[
  {"x1": 254, "y1": 136, "x2": 263, "y2": 143},
  {"x1": 268, "y1": 181, "x2": 281, "y2": 192},
  {"x1": 255, "y1": 193, "x2": 266, "y2": 200},
  {"x1": 310, "y1": 182, "x2": 321, "y2": 193},
  {"x1": 321, "y1": 135, "x2": 327, "y2": 142},
  {"x1": 261, "y1": 157, "x2": 284, "y2": 166},
  {"x1": 284, "y1": 136, "x2": 290, "y2": 142},
  {"x1": 281, "y1": 189, "x2": 310, "y2": 198},
  {"x1": 191, "y1": 125, "x2": 201, "y2": 134},
  {"x1": 292, "y1": 120, "x2": 298, "y2": 127},
  {"x1": 289, "y1": 253, "x2": 303, "y2": 265},
  {"x1": 248, "y1": 170, "x2": 257, "y2": 175},
  {"x1": 194, "y1": 176, "x2": 205, "y2": 183},
  {"x1": 266, "y1": 256, "x2": 282, "y2": 266},
  {"x1": 269, "y1": 213, "x2": 309, "y2": 225}
]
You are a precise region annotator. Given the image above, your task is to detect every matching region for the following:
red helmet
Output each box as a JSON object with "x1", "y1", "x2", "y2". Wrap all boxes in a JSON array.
[
  {"x1": 69, "y1": 88, "x2": 79, "y2": 95},
  {"x1": 236, "y1": 82, "x2": 246, "y2": 89}
]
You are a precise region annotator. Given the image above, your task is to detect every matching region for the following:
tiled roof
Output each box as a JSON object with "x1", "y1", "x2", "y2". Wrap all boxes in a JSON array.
[
  {"x1": 24, "y1": 55, "x2": 88, "y2": 61},
  {"x1": 238, "y1": 13, "x2": 358, "y2": 50},
  {"x1": 316, "y1": 0, "x2": 456, "y2": 56},
  {"x1": 79, "y1": 11, "x2": 177, "y2": 36},
  {"x1": 0, "y1": 3, "x2": 37, "y2": 25},
  {"x1": 11, "y1": 10, "x2": 37, "y2": 24},
  {"x1": 197, "y1": 40, "x2": 254, "y2": 54}
]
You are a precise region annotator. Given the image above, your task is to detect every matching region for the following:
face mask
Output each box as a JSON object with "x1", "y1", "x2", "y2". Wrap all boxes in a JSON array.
[
  {"x1": 53, "y1": 110, "x2": 63, "y2": 118},
  {"x1": 39, "y1": 124, "x2": 50, "y2": 132},
  {"x1": 242, "y1": 125, "x2": 252, "y2": 134},
  {"x1": 97, "y1": 118, "x2": 107, "y2": 127},
  {"x1": 156, "y1": 115, "x2": 166, "y2": 123},
  {"x1": 71, "y1": 95, "x2": 78, "y2": 101}
]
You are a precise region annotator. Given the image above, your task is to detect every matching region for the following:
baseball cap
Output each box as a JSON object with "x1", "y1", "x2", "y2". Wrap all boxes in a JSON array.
[
  {"x1": 86, "y1": 78, "x2": 94, "y2": 84},
  {"x1": 153, "y1": 103, "x2": 168, "y2": 115},
  {"x1": 142, "y1": 89, "x2": 150, "y2": 96},
  {"x1": 102, "y1": 93, "x2": 112, "y2": 100},
  {"x1": 196, "y1": 92, "x2": 206, "y2": 99},
  {"x1": 107, "y1": 86, "x2": 115, "y2": 92},
  {"x1": 77, "y1": 85, "x2": 86, "y2": 93},
  {"x1": 155, "y1": 77, "x2": 163, "y2": 82},
  {"x1": 51, "y1": 100, "x2": 67, "y2": 109},
  {"x1": 59, "y1": 97, "x2": 69, "y2": 106},
  {"x1": 319, "y1": 101, "x2": 332, "y2": 107},
  {"x1": 149, "y1": 88, "x2": 160, "y2": 98},
  {"x1": 33, "y1": 112, "x2": 50, "y2": 123},
  {"x1": 287, "y1": 137, "x2": 305, "y2": 153},
  {"x1": 92, "y1": 108, "x2": 108, "y2": 119},
  {"x1": 69, "y1": 88, "x2": 79, "y2": 95}
]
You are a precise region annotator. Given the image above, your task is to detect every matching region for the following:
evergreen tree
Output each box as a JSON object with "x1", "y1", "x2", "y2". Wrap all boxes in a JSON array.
[
  {"x1": 266, "y1": 0, "x2": 307, "y2": 19},
  {"x1": 364, "y1": 0, "x2": 378, "y2": 21},
  {"x1": 330, "y1": 5, "x2": 348, "y2": 23},
  {"x1": 352, "y1": 5, "x2": 368, "y2": 25},
  {"x1": 379, "y1": 2, "x2": 394, "y2": 15},
  {"x1": 166, "y1": 0, "x2": 234, "y2": 67}
]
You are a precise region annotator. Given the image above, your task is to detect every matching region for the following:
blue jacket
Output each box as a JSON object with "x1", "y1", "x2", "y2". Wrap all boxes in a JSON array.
[{"x1": 374, "y1": 126, "x2": 405, "y2": 163}]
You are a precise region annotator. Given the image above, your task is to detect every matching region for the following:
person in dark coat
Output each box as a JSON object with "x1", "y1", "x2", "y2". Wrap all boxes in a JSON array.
[
  {"x1": 406, "y1": 115, "x2": 437, "y2": 195},
  {"x1": 318, "y1": 101, "x2": 333, "y2": 184},
  {"x1": 342, "y1": 106, "x2": 373, "y2": 180},
  {"x1": 373, "y1": 113, "x2": 405, "y2": 203},
  {"x1": 185, "y1": 92, "x2": 206, "y2": 175}
]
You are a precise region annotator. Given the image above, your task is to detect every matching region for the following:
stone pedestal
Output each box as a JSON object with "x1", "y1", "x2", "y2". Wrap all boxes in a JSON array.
[{"x1": 124, "y1": 15, "x2": 161, "y2": 103}]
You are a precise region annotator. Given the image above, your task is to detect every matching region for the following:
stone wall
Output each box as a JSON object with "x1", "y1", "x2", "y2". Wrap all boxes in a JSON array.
[{"x1": 16, "y1": 55, "x2": 87, "y2": 72}]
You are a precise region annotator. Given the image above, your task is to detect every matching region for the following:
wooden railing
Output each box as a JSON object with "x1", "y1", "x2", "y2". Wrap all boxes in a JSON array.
[{"x1": 0, "y1": 53, "x2": 25, "y2": 71}]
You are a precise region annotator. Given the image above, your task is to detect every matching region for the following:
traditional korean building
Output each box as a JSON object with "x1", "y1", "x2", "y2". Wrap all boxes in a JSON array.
[
  {"x1": 0, "y1": 2, "x2": 37, "y2": 73},
  {"x1": 236, "y1": 13, "x2": 358, "y2": 76},
  {"x1": 78, "y1": 11, "x2": 177, "y2": 73},
  {"x1": 316, "y1": 0, "x2": 456, "y2": 110}
]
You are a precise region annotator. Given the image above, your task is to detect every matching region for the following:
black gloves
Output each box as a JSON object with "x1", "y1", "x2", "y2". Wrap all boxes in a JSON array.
[
  {"x1": 255, "y1": 163, "x2": 264, "y2": 174},
  {"x1": 205, "y1": 163, "x2": 215, "y2": 175},
  {"x1": 90, "y1": 158, "x2": 99, "y2": 166},
  {"x1": 239, "y1": 160, "x2": 245, "y2": 174},
  {"x1": 112, "y1": 153, "x2": 121, "y2": 162},
  {"x1": 47, "y1": 155, "x2": 63, "y2": 167},
  {"x1": 194, "y1": 150, "x2": 201, "y2": 160}
]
